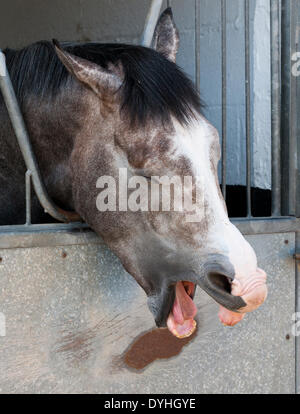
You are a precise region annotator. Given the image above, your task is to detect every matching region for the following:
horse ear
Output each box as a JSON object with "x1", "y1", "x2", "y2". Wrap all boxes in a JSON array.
[
  {"x1": 152, "y1": 8, "x2": 179, "y2": 63},
  {"x1": 53, "y1": 39, "x2": 122, "y2": 96}
]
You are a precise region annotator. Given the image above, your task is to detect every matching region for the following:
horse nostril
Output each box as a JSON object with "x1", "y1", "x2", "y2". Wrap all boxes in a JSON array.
[
  {"x1": 207, "y1": 273, "x2": 232, "y2": 294},
  {"x1": 198, "y1": 264, "x2": 247, "y2": 312}
]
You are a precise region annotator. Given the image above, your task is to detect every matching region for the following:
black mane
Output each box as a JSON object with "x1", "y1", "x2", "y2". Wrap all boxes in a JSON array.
[{"x1": 3, "y1": 41, "x2": 203, "y2": 126}]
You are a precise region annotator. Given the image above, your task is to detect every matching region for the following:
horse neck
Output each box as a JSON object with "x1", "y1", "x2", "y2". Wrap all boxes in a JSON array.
[{"x1": 23, "y1": 89, "x2": 85, "y2": 211}]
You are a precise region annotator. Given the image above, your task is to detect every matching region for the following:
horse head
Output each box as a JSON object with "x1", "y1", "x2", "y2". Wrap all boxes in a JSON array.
[{"x1": 54, "y1": 8, "x2": 267, "y2": 338}]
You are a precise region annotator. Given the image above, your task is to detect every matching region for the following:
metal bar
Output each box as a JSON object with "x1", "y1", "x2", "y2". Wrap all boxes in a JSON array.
[
  {"x1": 141, "y1": 0, "x2": 163, "y2": 47},
  {"x1": 293, "y1": 0, "x2": 300, "y2": 392},
  {"x1": 296, "y1": 231, "x2": 300, "y2": 393},
  {"x1": 221, "y1": 0, "x2": 227, "y2": 199},
  {"x1": 0, "y1": 222, "x2": 88, "y2": 235},
  {"x1": 280, "y1": 0, "x2": 292, "y2": 216},
  {"x1": 25, "y1": 170, "x2": 31, "y2": 226},
  {"x1": 231, "y1": 216, "x2": 300, "y2": 235},
  {"x1": 297, "y1": 71, "x2": 300, "y2": 218},
  {"x1": 270, "y1": 0, "x2": 282, "y2": 216},
  {"x1": 195, "y1": 0, "x2": 201, "y2": 92},
  {"x1": 0, "y1": 225, "x2": 97, "y2": 250},
  {"x1": 295, "y1": 0, "x2": 300, "y2": 219},
  {"x1": 281, "y1": 0, "x2": 298, "y2": 218},
  {"x1": 0, "y1": 49, "x2": 81, "y2": 223},
  {"x1": 0, "y1": 217, "x2": 299, "y2": 238},
  {"x1": 0, "y1": 218, "x2": 299, "y2": 250},
  {"x1": 245, "y1": 0, "x2": 251, "y2": 217}
]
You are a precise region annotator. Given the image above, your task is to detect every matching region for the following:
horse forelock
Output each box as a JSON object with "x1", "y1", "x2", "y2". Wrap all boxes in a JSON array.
[{"x1": 2, "y1": 41, "x2": 203, "y2": 127}]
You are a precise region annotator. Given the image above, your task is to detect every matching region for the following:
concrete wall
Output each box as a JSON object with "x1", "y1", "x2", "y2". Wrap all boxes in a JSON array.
[
  {"x1": 0, "y1": 0, "x2": 271, "y2": 188},
  {"x1": 0, "y1": 230, "x2": 296, "y2": 393},
  {"x1": 0, "y1": 1, "x2": 295, "y2": 394}
]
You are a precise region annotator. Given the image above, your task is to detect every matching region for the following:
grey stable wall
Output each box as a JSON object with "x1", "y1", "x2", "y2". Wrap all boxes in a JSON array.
[
  {"x1": 0, "y1": 0, "x2": 271, "y2": 188},
  {"x1": 0, "y1": 230, "x2": 296, "y2": 393},
  {"x1": 0, "y1": 1, "x2": 295, "y2": 394}
]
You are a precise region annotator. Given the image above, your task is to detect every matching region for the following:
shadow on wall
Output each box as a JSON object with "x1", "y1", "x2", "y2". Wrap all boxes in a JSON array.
[
  {"x1": 120, "y1": 327, "x2": 198, "y2": 371},
  {"x1": 0, "y1": 185, "x2": 272, "y2": 226},
  {"x1": 225, "y1": 186, "x2": 271, "y2": 217}
]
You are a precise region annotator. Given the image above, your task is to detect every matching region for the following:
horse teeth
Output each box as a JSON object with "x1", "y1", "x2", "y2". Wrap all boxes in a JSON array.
[{"x1": 174, "y1": 320, "x2": 197, "y2": 339}]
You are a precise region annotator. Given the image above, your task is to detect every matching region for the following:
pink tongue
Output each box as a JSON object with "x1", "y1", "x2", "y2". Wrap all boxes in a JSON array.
[{"x1": 167, "y1": 282, "x2": 197, "y2": 338}]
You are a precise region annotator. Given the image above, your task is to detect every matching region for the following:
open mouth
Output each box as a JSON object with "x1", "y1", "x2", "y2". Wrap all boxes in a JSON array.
[
  {"x1": 166, "y1": 275, "x2": 242, "y2": 338},
  {"x1": 166, "y1": 281, "x2": 198, "y2": 339},
  {"x1": 161, "y1": 266, "x2": 267, "y2": 339}
]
